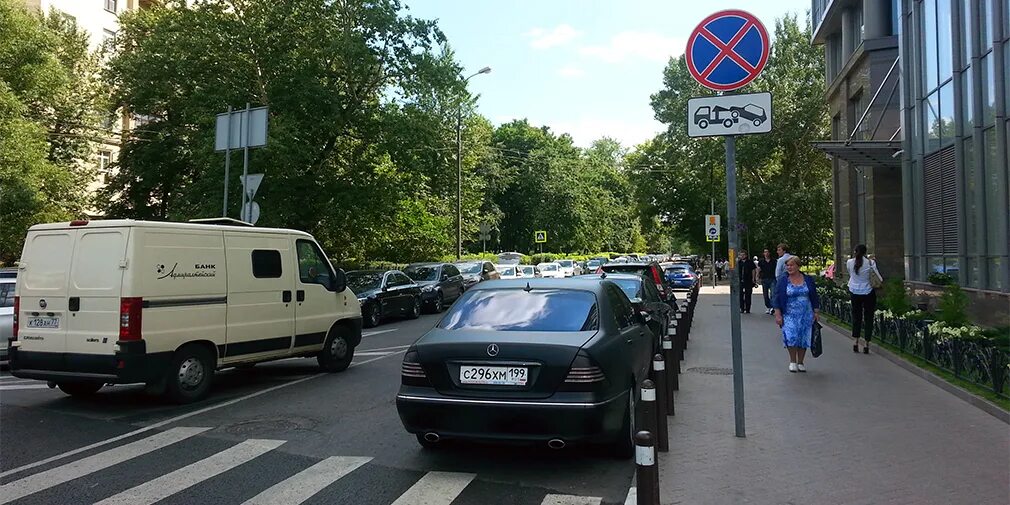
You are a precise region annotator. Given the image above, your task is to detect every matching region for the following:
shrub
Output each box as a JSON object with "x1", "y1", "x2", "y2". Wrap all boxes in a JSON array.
[
  {"x1": 928, "y1": 271, "x2": 954, "y2": 286},
  {"x1": 879, "y1": 278, "x2": 914, "y2": 314},
  {"x1": 937, "y1": 284, "x2": 970, "y2": 326}
]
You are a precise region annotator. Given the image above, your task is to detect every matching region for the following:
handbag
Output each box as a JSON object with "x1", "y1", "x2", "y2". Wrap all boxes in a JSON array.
[
  {"x1": 811, "y1": 321, "x2": 823, "y2": 358},
  {"x1": 869, "y1": 261, "x2": 883, "y2": 289}
]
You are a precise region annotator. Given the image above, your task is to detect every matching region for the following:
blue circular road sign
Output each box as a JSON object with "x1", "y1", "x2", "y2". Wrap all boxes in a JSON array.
[{"x1": 686, "y1": 10, "x2": 770, "y2": 92}]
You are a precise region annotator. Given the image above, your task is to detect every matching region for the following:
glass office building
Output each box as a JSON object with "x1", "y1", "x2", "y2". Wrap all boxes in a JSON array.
[{"x1": 812, "y1": 0, "x2": 1008, "y2": 322}]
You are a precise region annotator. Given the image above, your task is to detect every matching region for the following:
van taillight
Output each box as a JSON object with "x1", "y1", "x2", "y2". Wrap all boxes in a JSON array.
[
  {"x1": 11, "y1": 296, "x2": 18, "y2": 338},
  {"x1": 119, "y1": 297, "x2": 143, "y2": 341}
]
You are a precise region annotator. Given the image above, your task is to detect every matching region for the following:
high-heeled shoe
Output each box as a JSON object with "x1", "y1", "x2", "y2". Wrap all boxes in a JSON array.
[
  {"x1": 853, "y1": 344, "x2": 859, "y2": 353},
  {"x1": 863, "y1": 346, "x2": 870, "y2": 354}
]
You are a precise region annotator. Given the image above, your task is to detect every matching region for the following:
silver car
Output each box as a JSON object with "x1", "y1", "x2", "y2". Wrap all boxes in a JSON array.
[{"x1": 0, "y1": 277, "x2": 14, "y2": 367}]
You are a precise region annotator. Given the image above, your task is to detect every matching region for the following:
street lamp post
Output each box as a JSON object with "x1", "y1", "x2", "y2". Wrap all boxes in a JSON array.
[{"x1": 457, "y1": 66, "x2": 491, "y2": 260}]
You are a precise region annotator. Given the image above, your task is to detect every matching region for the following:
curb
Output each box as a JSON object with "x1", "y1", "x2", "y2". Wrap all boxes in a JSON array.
[{"x1": 822, "y1": 319, "x2": 1010, "y2": 425}]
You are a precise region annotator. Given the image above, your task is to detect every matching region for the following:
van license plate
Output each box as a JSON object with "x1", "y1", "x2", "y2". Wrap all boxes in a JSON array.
[
  {"x1": 460, "y1": 366, "x2": 527, "y2": 386},
  {"x1": 26, "y1": 317, "x2": 60, "y2": 329}
]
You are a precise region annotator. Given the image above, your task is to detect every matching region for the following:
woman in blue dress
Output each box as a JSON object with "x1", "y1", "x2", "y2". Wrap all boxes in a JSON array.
[{"x1": 773, "y1": 256, "x2": 820, "y2": 373}]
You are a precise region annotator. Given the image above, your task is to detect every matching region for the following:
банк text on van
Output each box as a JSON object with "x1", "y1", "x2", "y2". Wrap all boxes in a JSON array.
[{"x1": 10, "y1": 219, "x2": 361, "y2": 403}]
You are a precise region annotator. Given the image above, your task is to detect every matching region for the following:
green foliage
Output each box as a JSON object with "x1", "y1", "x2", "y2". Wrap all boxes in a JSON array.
[
  {"x1": 938, "y1": 284, "x2": 970, "y2": 326},
  {"x1": 879, "y1": 278, "x2": 914, "y2": 314},
  {"x1": 0, "y1": 1, "x2": 101, "y2": 262},
  {"x1": 928, "y1": 271, "x2": 955, "y2": 286}
]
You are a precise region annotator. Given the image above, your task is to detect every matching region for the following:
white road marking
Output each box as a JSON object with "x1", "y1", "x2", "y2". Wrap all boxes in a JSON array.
[
  {"x1": 95, "y1": 438, "x2": 285, "y2": 505},
  {"x1": 0, "y1": 426, "x2": 210, "y2": 505},
  {"x1": 0, "y1": 384, "x2": 52, "y2": 391},
  {"x1": 390, "y1": 471, "x2": 476, "y2": 505},
  {"x1": 0, "y1": 375, "x2": 26, "y2": 381},
  {"x1": 357, "y1": 344, "x2": 411, "y2": 353},
  {"x1": 362, "y1": 329, "x2": 397, "y2": 337},
  {"x1": 241, "y1": 456, "x2": 372, "y2": 505},
  {"x1": 541, "y1": 494, "x2": 603, "y2": 505},
  {"x1": 624, "y1": 487, "x2": 637, "y2": 505},
  {"x1": 0, "y1": 353, "x2": 401, "y2": 479},
  {"x1": 354, "y1": 350, "x2": 406, "y2": 357}
]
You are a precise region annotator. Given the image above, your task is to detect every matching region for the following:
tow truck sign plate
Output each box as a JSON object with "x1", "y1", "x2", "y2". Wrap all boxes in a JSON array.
[{"x1": 687, "y1": 92, "x2": 772, "y2": 138}]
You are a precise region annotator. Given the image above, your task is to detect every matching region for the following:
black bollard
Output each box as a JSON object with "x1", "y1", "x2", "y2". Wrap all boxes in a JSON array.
[
  {"x1": 638, "y1": 379, "x2": 657, "y2": 442},
  {"x1": 635, "y1": 431, "x2": 660, "y2": 505},
  {"x1": 651, "y1": 354, "x2": 670, "y2": 452},
  {"x1": 663, "y1": 334, "x2": 679, "y2": 393}
]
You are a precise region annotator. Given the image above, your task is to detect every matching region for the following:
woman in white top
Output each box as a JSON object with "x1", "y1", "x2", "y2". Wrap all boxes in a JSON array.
[{"x1": 846, "y1": 244, "x2": 881, "y2": 354}]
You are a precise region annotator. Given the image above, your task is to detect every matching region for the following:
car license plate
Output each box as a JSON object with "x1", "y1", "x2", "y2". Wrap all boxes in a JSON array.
[
  {"x1": 26, "y1": 317, "x2": 60, "y2": 329},
  {"x1": 460, "y1": 366, "x2": 528, "y2": 386}
]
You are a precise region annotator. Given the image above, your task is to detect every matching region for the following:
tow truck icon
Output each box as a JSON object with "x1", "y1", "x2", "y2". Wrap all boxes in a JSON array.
[{"x1": 693, "y1": 103, "x2": 767, "y2": 129}]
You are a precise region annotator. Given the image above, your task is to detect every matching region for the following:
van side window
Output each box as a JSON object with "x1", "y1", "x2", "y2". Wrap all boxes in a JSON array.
[
  {"x1": 296, "y1": 240, "x2": 333, "y2": 288},
  {"x1": 251, "y1": 250, "x2": 282, "y2": 278}
]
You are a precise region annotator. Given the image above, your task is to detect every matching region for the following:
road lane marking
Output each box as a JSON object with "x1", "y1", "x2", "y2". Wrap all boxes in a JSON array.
[
  {"x1": 390, "y1": 471, "x2": 476, "y2": 505},
  {"x1": 354, "y1": 350, "x2": 407, "y2": 357},
  {"x1": 541, "y1": 495, "x2": 603, "y2": 505},
  {"x1": 362, "y1": 329, "x2": 397, "y2": 337},
  {"x1": 95, "y1": 439, "x2": 285, "y2": 505},
  {"x1": 624, "y1": 487, "x2": 637, "y2": 505},
  {"x1": 241, "y1": 456, "x2": 372, "y2": 505},
  {"x1": 0, "y1": 426, "x2": 209, "y2": 505},
  {"x1": 0, "y1": 384, "x2": 52, "y2": 391},
  {"x1": 0, "y1": 352, "x2": 401, "y2": 479},
  {"x1": 0, "y1": 375, "x2": 26, "y2": 380},
  {"x1": 357, "y1": 344, "x2": 411, "y2": 353}
]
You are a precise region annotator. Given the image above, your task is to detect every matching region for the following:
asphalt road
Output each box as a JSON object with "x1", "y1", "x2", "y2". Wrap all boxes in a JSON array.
[{"x1": 0, "y1": 312, "x2": 636, "y2": 505}]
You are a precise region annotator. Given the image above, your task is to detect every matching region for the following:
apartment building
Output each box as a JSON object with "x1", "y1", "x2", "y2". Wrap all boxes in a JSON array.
[{"x1": 811, "y1": 0, "x2": 1009, "y2": 324}]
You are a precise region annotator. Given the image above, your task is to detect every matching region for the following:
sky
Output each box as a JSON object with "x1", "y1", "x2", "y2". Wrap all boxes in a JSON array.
[{"x1": 405, "y1": 0, "x2": 812, "y2": 148}]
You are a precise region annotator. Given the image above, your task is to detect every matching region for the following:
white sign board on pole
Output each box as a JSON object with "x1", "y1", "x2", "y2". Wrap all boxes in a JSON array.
[
  {"x1": 705, "y1": 214, "x2": 721, "y2": 242},
  {"x1": 215, "y1": 106, "x2": 269, "y2": 151},
  {"x1": 687, "y1": 92, "x2": 772, "y2": 138}
]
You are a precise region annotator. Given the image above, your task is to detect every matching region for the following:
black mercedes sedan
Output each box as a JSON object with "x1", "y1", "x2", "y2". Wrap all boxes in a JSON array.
[
  {"x1": 574, "y1": 273, "x2": 670, "y2": 352},
  {"x1": 347, "y1": 269, "x2": 422, "y2": 328},
  {"x1": 395, "y1": 278, "x2": 654, "y2": 457},
  {"x1": 403, "y1": 262, "x2": 465, "y2": 313}
]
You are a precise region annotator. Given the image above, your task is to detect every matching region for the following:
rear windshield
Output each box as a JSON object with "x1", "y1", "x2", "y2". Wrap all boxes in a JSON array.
[
  {"x1": 0, "y1": 282, "x2": 13, "y2": 308},
  {"x1": 540, "y1": 264, "x2": 558, "y2": 271},
  {"x1": 602, "y1": 265, "x2": 648, "y2": 277},
  {"x1": 558, "y1": 260, "x2": 573, "y2": 267},
  {"x1": 404, "y1": 265, "x2": 439, "y2": 282},
  {"x1": 611, "y1": 279, "x2": 641, "y2": 299},
  {"x1": 499, "y1": 267, "x2": 516, "y2": 276},
  {"x1": 457, "y1": 262, "x2": 481, "y2": 274},
  {"x1": 347, "y1": 271, "x2": 382, "y2": 292},
  {"x1": 438, "y1": 289, "x2": 599, "y2": 332}
]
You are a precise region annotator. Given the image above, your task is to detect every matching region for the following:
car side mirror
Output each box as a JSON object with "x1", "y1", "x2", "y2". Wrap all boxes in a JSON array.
[
  {"x1": 442, "y1": 274, "x2": 449, "y2": 281},
  {"x1": 638, "y1": 311, "x2": 651, "y2": 324},
  {"x1": 331, "y1": 268, "x2": 347, "y2": 293}
]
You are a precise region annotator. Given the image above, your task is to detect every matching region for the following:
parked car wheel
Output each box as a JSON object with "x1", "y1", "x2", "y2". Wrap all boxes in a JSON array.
[
  {"x1": 363, "y1": 304, "x2": 381, "y2": 328},
  {"x1": 318, "y1": 329, "x2": 354, "y2": 373},
  {"x1": 409, "y1": 297, "x2": 421, "y2": 319},
  {"x1": 611, "y1": 386, "x2": 635, "y2": 459},
  {"x1": 166, "y1": 345, "x2": 213, "y2": 404},
  {"x1": 432, "y1": 293, "x2": 444, "y2": 313},
  {"x1": 57, "y1": 381, "x2": 103, "y2": 397}
]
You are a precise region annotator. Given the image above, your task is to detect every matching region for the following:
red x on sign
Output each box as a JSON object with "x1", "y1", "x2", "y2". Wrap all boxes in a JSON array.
[{"x1": 686, "y1": 10, "x2": 769, "y2": 92}]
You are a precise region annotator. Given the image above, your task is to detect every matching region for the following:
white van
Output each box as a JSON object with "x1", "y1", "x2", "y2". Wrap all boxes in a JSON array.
[{"x1": 10, "y1": 219, "x2": 361, "y2": 403}]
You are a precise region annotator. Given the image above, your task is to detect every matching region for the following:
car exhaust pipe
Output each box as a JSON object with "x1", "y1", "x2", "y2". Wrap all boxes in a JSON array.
[
  {"x1": 423, "y1": 432, "x2": 440, "y2": 443},
  {"x1": 547, "y1": 438, "x2": 566, "y2": 450}
]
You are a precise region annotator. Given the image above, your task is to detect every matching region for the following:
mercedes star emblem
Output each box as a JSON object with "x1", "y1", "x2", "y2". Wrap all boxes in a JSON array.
[
  {"x1": 486, "y1": 343, "x2": 499, "y2": 357},
  {"x1": 39, "y1": 299, "x2": 47, "y2": 309}
]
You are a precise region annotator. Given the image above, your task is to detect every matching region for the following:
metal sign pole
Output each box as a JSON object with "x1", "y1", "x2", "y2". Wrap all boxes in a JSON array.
[
  {"x1": 241, "y1": 102, "x2": 250, "y2": 221},
  {"x1": 223, "y1": 105, "x2": 232, "y2": 216},
  {"x1": 711, "y1": 199, "x2": 716, "y2": 289},
  {"x1": 726, "y1": 134, "x2": 745, "y2": 438}
]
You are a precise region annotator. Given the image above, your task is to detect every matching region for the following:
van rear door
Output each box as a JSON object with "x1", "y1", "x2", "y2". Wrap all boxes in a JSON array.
[
  {"x1": 65, "y1": 228, "x2": 129, "y2": 358},
  {"x1": 17, "y1": 230, "x2": 76, "y2": 357}
]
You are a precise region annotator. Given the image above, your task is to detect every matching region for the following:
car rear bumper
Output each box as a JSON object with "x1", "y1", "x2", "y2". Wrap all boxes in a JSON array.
[
  {"x1": 9, "y1": 340, "x2": 171, "y2": 384},
  {"x1": 396, "y1": 387, "x2": 627, "y2": 443}
]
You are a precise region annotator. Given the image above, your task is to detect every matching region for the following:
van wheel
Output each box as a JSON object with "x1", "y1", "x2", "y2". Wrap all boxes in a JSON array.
[
  {"x1": 409, "y1": 297, "x2": 421, "y2": 319},
  {"x1": 318, "y1": 331, "x2": 354, "y2": 372},
  {"x1": 57, "y1": 382, "x2": 103, "y2": 396},
  {"x1": 166, "y1": 345, "x2": 213, "y2": 404}
]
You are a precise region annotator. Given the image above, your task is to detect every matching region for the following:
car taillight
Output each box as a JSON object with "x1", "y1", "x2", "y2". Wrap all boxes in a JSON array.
[
  {"x1": 11, "y1": 296, "x2": 18, "y2": 338},
  {"x1": 401, "y1": 350, "x2": 430, "y2": 386},
  {"x1": 560, "y1": 352, "x2": 607, "y2": 391},
  {"x1": 119, "y1": 297, "x2": 143, "y2": 341}
]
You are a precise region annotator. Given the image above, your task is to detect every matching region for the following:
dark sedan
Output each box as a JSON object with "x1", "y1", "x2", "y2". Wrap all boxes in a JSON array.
[
  {"x1": 575, "y1": 273, "x2": 670, "y2": 352},
  {"x1": 598, "y1": 261, "x2": 679, "y2": 310},
  {"x1": 454, "y1": 260, "x2": 500, "y2": 291},
  {"x1": 404, "y1": 262, "x2": 465, "y2": 313},
  {"x1": 396, "y1": 278, "x2": 654, "y2": 457},
  {"x1": 347, "y1": 269, "x2": 422, "y2": 328}
]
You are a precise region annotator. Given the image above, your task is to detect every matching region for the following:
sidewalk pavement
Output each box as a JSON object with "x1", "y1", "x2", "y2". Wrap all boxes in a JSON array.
[{"x1": 658, "y1": 285, "x2": 1009, "y2": 505}]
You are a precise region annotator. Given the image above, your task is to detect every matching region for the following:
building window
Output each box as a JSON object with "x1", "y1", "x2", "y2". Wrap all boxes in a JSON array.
[
  {"x1": 980, "y1": 0, "x2": 994, "y2": 50},
  {"x1": 983, "y1": 127, "x2": 1007, "y2": 291},
  {"x1": 937, "y1": 0, "x2": 954, "y2": 83},
  {"x1": 960, "y1": 0, "x2": 973, "y2": 66},
  {"x1": 961, "y1": 69, "x2": 974, "y2": 129},
  {"x1": 939, "y1": 80, "x2": 956, "y2": 143},
  {"x1": 980, "y1": 52, "x2": 996, "y2": 125},
  {"x1": 963, "y1": 136, "x2": 978, "y2": 257},
  {"x1": 105, "y1": 0, "x2": 117, "y2": 13},
  {"x1": 923, "y1": 91, "x2": 942, "y2": 152},
  {"x1": 924, "y1": 0, "x2": 939, "y2": 91},
  {"x1": 97, "y1": 150, "x2": 113, "y2": 184},
  {"x1": 923, "y1": 147, "x2": 959, "y2": 259}
]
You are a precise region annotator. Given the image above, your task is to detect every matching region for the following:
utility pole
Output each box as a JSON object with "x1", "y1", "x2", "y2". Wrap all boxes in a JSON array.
[{"x1": 456, "y1": 66, "x2": 491, "y2": 260}]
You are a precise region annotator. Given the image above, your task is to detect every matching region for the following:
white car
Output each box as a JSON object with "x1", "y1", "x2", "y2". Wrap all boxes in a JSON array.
[
  {"x1": 555, "y1": 259, "x2": 581, "y2": 277},
  {"x1": 536, "y1": 262, "x2": 566, "y2": 279},
  {"x1": 0, "y1": 276, "x2": 14, "y2": 367},
  {"x1": 495, "y1": 264, "x2": 522, "y2": 279},
  {"x1": 517, "y1": 265, "x2": 542, "y2": 278}
]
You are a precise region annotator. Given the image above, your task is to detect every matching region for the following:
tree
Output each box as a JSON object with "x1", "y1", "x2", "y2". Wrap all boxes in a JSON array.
[
  {"x1": 634, "y1": 14, "x2": 832, "y2": 258},
  {"x1": 0, "y1": 1, "x2": 101, "y2": 263}
]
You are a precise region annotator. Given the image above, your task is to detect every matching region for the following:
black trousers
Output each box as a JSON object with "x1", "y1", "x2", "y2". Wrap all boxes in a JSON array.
[
  {"x1": 740, "y1": 284, "x2": 753, "y2": 312},
  {"x1": 761, "y1": 279, "x2": 774, "y2": 308},
  {"x1": 851, "y1": 291, "x2": 877, "y2": 342}
]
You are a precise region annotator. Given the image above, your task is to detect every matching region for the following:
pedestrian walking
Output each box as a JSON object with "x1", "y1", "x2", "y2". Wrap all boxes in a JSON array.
[
  {"x1": 774, "y1": 243, "x2": 794, "y2": 279},
  {"x1": 738, "y1": 249, "x2": 756, "y2": 313},
  {"x1": 847, "y1": 244, "x2": 882, "y2": 354},
  {"x1": 716, "y1": 259, "x2": 724, "y2": 281},
  {"x1": 757, "y1": 248, "x2": 777, "y2": 314},
  {"x1": 773, "y1": 256, "x2": 820, "y2": 373}
]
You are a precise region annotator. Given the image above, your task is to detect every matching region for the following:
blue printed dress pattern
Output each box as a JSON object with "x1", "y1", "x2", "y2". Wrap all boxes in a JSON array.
[{"x1": 782, "y1": 281, "x2": 814, "y2": 348}]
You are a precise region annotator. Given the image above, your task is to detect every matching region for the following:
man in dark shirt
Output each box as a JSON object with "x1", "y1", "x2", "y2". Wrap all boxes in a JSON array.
[
  {"x1": 757, "y1": 248, "x2": 777, "y2": 314},
  {"x1": 738, "y1": 249, "x2": 756, "y2": 313}
]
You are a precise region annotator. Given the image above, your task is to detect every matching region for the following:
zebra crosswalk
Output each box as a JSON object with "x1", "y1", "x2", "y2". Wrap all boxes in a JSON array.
[{"x1": 0, "y1": 427, "x2": 634, "y2": 505}]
